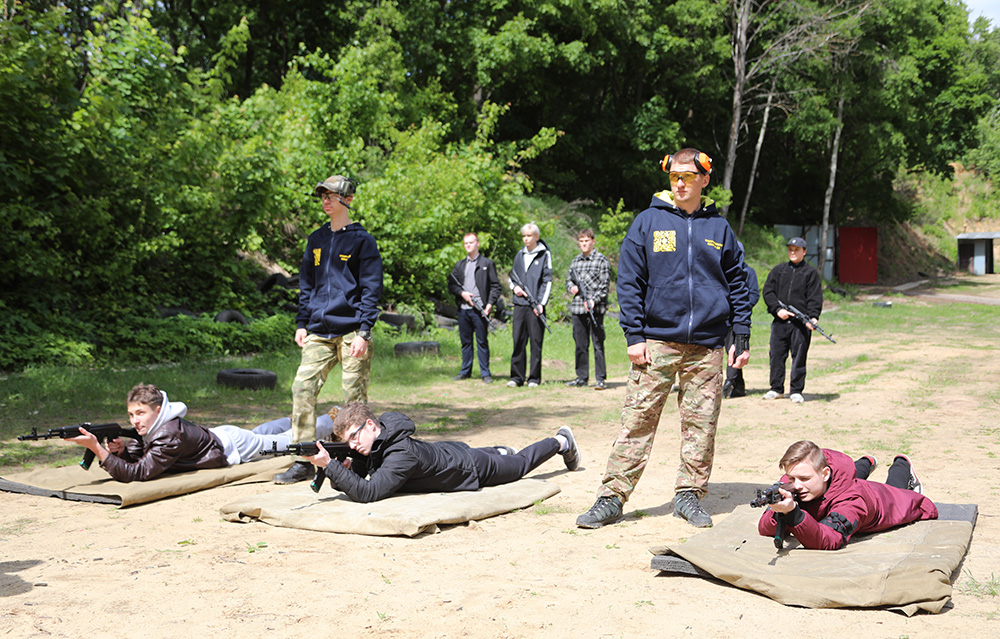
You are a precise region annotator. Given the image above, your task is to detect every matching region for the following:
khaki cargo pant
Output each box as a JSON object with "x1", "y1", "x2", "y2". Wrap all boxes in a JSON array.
[
  {"x1": 290, "y1": 332, "x2": 371, "y2": 447},
  {"x1": 598, "y1": 339, "x2": 723, "y2": 502}
]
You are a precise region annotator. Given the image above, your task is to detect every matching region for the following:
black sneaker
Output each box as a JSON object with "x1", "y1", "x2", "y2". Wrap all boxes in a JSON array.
[
  {"x1": 482, "y1": 376, "x2": 493, "y2": 384},
  {"x1": 565, "y1": 378, "x2": 587, "y2": 387},
  {"x1": 894, "y1": 455, "x2": 922, "y2": 493},
  {"x1": 556, "y1": 426, "x2": 580, "y2": 471},
  {"x1": 272, "y1": 461, "x2": 315, "y2": 485},
  {"x1": 452, "y1": 374, "x2": 470, "y2": 381},
  {"x1": 594, "y1": 380, "x2": 606, "y2": 390},
  {"x1": 576, "y1": 495, "x2": 623, "y2": 528},
  {"x1": 722, "y1": 380, "x2": 734, "y2": 398},
  {"x1": 673, "y1": 491, "x2": 713, "y2": 528}
]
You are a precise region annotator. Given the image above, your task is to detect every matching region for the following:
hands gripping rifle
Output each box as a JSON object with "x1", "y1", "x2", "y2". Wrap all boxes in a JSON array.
[
  {"x1": 509, "y1": 270, "x2": 551, "y2": 334},
  {"x1": 259, "y1": 440, "x2": 359, "y2": 493},
  {"x1": 18, "y1": 423, "x2": 142, "y2": 470},
  {"x1": 448, "y1": 271, "x2": 501, "y2": 333},
  {"x1": 777, "y1": 300, "x2": 835, "y2": 343},
  {"x1": 750, "y1": 481, "x2": 794, "y2": 549},
  {"x1": 567, "y1": 267, "x2": 601, "y2": 331}
]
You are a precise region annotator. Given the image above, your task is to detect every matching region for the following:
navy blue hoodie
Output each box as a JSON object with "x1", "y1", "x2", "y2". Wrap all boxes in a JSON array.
[
  {"x1": 617, "y1": 191, "x2": 752, "y2": 348},
  {"x1": 297, "y1": 221, "x2": 383, "y2": 338}
]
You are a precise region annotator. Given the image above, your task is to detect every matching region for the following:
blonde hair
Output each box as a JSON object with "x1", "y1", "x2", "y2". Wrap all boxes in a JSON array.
[{"x1": 779, "y1": 440, "x2": 827, "y2": 473}]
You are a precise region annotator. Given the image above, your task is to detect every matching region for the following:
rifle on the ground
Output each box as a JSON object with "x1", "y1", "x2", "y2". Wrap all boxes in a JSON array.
[
  {"x1": 509, "y1": 270, "x2": 551, "y2": 334},
  {"x1": 259, "y1": 440, "x2": 359, "y2": 493},
  {"x1": 448, "y1": 271, "x2": 501, "y2": 333},
  {"x1": 777, "y1": 300, "x2": 835, "y2": 343},
  {"x1": 567, "y1": 266, "x2": 603, "y2": 335},
  {"x1": 750, "y1": 481, "x2": 793, "y2": 549},
  {"x1": 18, "y1": 423, "x2": 142, "y2": 470}
]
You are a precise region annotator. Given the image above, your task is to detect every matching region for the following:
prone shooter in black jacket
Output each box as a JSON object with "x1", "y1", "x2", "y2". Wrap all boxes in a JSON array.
[
  {"x1": 303, "y1": 402, "x2": 581, "y2": 502},
  {"x1": 761, "y1": 237, "x2": 824, "y2": 404}
]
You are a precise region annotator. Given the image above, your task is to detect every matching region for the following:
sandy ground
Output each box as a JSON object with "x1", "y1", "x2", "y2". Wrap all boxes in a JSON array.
[{"x1": 3, "y1": 287, "x2": 999, "y2": 638}]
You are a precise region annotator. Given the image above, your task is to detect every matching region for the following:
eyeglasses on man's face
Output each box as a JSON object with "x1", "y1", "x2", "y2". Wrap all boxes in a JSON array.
[
  {"x1": 347, "y1": 423, "x2": 366, "y2": 444},
  {"x1": 668, "y1": 171, "x2": 699, "y2": 184}
]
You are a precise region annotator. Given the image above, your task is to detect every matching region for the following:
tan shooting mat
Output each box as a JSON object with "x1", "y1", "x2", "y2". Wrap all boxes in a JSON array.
[
  {"x1": 219, "y1": 477, "x2": 561, "y2": 537},
  {"x1": 650, "y1": 504, "x2": 976, "y2": 615},
  {"x1": 0, "y1": 456, "x2": 291, "y2": 507}
]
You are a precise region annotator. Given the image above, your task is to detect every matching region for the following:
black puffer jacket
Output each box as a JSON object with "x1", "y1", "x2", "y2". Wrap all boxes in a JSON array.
[{"x1": 322, "y1": 412, "x2": 481, "y2": 502}]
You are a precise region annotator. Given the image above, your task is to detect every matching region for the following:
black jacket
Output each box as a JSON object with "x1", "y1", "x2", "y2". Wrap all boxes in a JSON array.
[
  {"x1": 761, "y1": 261, "x2": 823, "y2": 321},
  {"x1": 322, "y1": 412, "x2": 481, "y2": 502},
  {"x1": 448, "y1": 254, "x2": 502, "y2": 308},
  {"x1": 509, "y1": 240, "x2": 553, "y2": 307}
]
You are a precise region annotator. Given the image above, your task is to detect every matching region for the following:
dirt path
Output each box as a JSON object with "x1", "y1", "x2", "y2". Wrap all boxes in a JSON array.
[{"x1": 3, "y1": 293, "x2": 999, "y2": 637}]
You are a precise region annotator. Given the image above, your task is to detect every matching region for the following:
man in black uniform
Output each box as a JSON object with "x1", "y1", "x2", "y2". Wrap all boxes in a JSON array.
[{"x1": 761, "y1": 237, "x2": 823, "y2": 404}]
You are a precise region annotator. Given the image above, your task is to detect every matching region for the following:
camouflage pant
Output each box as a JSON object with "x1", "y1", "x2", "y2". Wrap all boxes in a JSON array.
[
  {"x1": 290, "y1": 332, "x2": 371, "y2": 446},
  {"x1": 598, "y1": 340, "x2": 723, "y2": 502}
]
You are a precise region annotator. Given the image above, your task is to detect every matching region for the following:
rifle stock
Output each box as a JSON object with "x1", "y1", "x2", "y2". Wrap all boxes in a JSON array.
[
  {"x1": 448, "y1": 271, "x2": 501, "y2": 332},
  {"x1": 18, "y1": 423, "x2": 142, "y2": 470},
  {"x1": 260, "y1": 440, "x2": 357, "y2": 493},
  {"x1": 777, "y1": 300, "x2": 836, "y2": 343},
  {"x1": 509, "y1": 271, "x2": 551, "y2": 334}
]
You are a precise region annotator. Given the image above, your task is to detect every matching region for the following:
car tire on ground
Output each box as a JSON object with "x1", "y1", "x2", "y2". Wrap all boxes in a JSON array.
[
  {"x1": 214, "y1": 310, "x2": 249, "y2": 325},
  {"x1": 393, "y1": 341, "x2": 440, "y2": 357},
  {"x1": 216, "y1": 368, "x2": 277, "y2": 390}
]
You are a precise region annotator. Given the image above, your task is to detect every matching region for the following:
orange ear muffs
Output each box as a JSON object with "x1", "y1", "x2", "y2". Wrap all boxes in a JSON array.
[{"x1": 661, "y1": 151, "x2": 713, "y2": 175}]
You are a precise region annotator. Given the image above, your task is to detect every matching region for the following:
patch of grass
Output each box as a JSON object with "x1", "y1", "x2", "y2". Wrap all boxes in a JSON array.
[
  {"x1": 0, "y1": 517, "x2": 36, "y2": 537},
  {"x1": 533, "y1": 500, "x2": 571, "y2": 516},
  {"x1": 960, "y1": 571, "x2": 1000, "y2": 597},
  {"x1": 246, "y1": 541, "x2": 268, "y2": 553}
]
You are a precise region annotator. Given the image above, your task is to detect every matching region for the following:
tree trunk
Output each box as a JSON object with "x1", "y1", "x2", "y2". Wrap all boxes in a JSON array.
[
  {"x1": 721, "y1": 1, "x2": 752, "y2": 217},
  {"x1": 819, "y1": 96, "x2": 845, "y2": 281},
  {"x1": 738, "y1": 80, "x2": 776, "y2": 236}
]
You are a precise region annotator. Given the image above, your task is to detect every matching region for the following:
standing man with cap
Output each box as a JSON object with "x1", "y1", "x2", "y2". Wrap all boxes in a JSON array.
[
  {"x1": 575, "y1": 148, "x2": 753, "y2": 530},
  {"x1": 448, "y1": 232, "x2": 502, "y2": 384},
  {"x1": 273, "y1": 174, "x2": 384, "y2": 484},
  {"x1": 761, "y1": 237, "x2": 823, "y2": 404}
]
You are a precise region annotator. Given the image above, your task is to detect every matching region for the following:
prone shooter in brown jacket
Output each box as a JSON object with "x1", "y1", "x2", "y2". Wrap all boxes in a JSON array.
[{"x1": 68, "y1": 383, "x2": 301, "y2": 482}]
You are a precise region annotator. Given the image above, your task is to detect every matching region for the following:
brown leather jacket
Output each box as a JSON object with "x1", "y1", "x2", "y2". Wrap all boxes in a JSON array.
[{"x1": 100, "y1": 417, "x2": 227, "y2": 482}]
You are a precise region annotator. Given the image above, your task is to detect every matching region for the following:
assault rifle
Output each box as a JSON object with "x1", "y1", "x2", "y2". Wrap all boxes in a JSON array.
[
  {"x1": 448, "y1": 271, "x2": 501, "y2": 333},
  {"x1": 259, "y1": 440, "x2": 359, "y2": 493},
  {"x1": 18, "y1": 423, "x2": 142, "y2": 470},
  {"x1": 750, "y1": 481, "x2": 794, "y2": 549},
  {"x1": 567, "y1": 266, "x2": 601, "y2": 334},
  {"x1": 777, "y1": 300, "x2": 836, "y2": 343},
  {"x1": 509, "y1": 270, "x2": 551, "y2": 334}
]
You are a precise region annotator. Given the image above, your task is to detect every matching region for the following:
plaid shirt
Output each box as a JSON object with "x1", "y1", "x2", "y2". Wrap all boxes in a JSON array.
[{"x1": 566, "y1": 250, "x2": 610, "y2": 315}]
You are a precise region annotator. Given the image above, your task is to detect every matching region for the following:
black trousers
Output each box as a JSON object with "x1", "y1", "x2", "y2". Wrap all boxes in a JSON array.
[
  {"x1": 457, "y1": 307, "x2": 491, "y2": 378},
  {"x1": 470, "y1": 438, "x2": 560, "y2": 487},
  {"x1": 769, "y1": 320, "x2": 812, "y2": 394},
  {"x1": 723, "y1": 329, "x2": 744, "y2": 392},
  {"x1": 510, "y1": 305, "x2": 545, "y2": 384},
  {"x1": 571, "y1": 313, "x2": 606, "y2": 382},
  {"x1": 854, "y1": 455, "x2": 912, "y2": 490}
]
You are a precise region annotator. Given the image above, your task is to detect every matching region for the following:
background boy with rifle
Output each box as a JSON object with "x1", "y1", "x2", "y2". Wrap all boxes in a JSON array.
[
  {"x1": 757, "y1": 440, "x2": 936, "y2": 550},
  {"x1": 507, "y1": 222, "x2": 552, "y2": 388},
  {"x1": 448, "y1": 232, "x2": 502, "y2": 384},
  {"x1": 565, "y1": 228, "x2": 611, "y2": 390},
  {"x1": 761, "y1": 237, "x2": 824, "y2": 404}
]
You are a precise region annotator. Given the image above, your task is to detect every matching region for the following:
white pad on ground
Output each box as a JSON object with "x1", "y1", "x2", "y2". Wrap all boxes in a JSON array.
[
  {"x1": 220, "y1": 478, "x2": 561, "y2": 537},
  {"x1": 650, "y1": 504, "x2": 976, "y2": 615},
  {"x1": 0, "y1": 456, "x2": 291, "y2": 507}
]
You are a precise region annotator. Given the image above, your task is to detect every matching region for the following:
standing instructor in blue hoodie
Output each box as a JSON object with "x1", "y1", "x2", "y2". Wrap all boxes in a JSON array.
[
  {"x1": 273, "y1": 175, "x2": 384, "y2": 484},
  {"x1": 576, "y1": 149, "x2": 753, "y2": 528}
]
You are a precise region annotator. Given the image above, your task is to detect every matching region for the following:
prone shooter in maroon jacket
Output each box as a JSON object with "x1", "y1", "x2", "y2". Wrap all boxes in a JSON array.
[{"x1": 758, "y1": 440, "x2": 937, "y2": 550}]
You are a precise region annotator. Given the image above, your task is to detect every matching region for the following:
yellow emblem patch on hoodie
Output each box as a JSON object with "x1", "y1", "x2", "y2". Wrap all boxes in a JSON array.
[
  {"x1": 653, "y1": 230, "x2": 676, "y2": 252},
  {"x1": 313, "y1": 248, "x2": 322, "y2": 266},
  {"x1": 704, "y1": 239, "x2": 722, "y2": 250}
]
